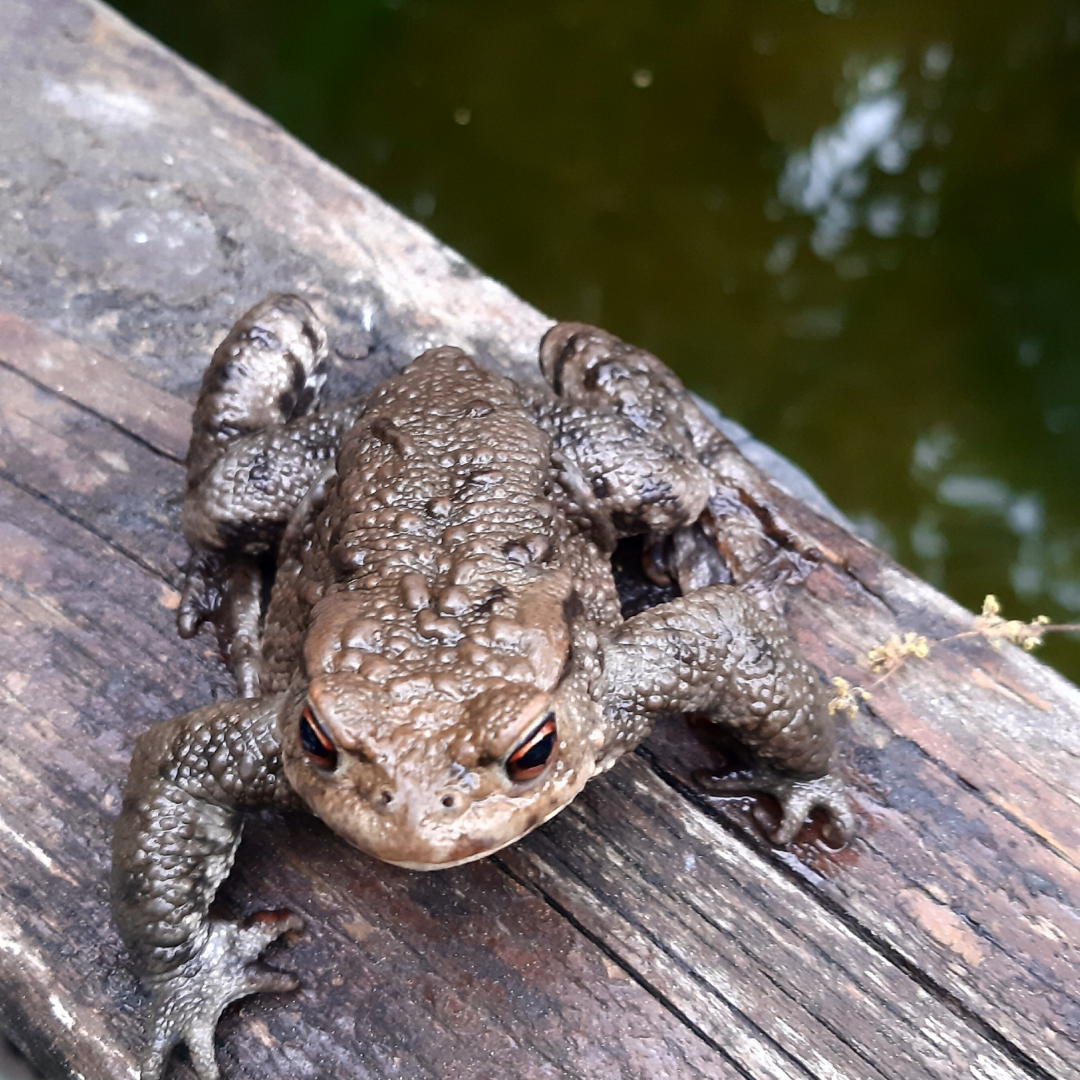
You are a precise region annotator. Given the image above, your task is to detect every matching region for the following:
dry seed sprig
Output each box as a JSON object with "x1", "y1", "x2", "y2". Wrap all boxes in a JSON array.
[
  {"x1": 825, "y1": 594, "x2": 1080, "y2": 717},
  {"x1": 866, "y1": 632, "x2": 931, "y2": 676},
  {"x1": 948, "y1": 594, "x2": 1080, "y2": 651},
  {"x1": 826, "y1": 634, "x2": 927, "y2": 716},
  {"x1": 828, "y1": 676, "x2": 870, "y2": 719}
]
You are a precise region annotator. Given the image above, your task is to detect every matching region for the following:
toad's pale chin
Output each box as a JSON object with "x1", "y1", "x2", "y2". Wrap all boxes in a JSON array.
[{"x1": 376, "y1": 795, "x2": 579, "y2": 871}]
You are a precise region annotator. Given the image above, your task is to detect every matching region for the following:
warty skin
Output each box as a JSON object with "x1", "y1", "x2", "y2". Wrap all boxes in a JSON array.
[{"x1": 112, "y1": 296, "x2": 853, "y2": 1080}]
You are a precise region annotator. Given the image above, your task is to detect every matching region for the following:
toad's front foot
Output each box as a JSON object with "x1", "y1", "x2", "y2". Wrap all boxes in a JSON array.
[
  {"x1": 697, "y1": 765, "x2": 855, "y2": 847},
  {"x1": 139, "y1": 912, "x2": 302, "y2": 1080}
]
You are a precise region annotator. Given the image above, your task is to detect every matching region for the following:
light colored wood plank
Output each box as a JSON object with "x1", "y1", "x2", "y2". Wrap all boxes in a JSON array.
[
  {"x1": 505, "y1": 753, "x2": 1030, "y2": 1080},
  {"x1": 0, "y1": 313, "x2": 191, "y2": 461}
]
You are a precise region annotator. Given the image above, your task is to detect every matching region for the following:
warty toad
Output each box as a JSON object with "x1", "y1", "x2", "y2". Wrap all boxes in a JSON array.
[{"x1": 112, "y1": 295, "x2": 854, "y2": 1080}]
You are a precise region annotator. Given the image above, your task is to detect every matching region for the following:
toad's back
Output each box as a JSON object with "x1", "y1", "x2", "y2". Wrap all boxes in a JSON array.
[
  {"x1": 262, "y1": 347, "x2": 612, "y2": 695},
  {"x1": 334, "y1": 346, "x2": 555, "y2": 583}
]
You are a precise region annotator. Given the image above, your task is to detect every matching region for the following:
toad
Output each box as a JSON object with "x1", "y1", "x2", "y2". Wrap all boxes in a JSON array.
[{"x1": 112, "y1": 295, "x2": 854, "y2": 1080}]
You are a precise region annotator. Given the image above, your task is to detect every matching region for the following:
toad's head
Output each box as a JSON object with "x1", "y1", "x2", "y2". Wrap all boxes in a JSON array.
[{"x1": 280, "y1": 666, "x2": 604, "y2": 869}]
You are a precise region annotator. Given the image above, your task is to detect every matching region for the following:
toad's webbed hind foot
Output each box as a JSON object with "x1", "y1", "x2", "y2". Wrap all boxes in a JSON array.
[
  {"x1": 140, "y1": 912, "x2": 302, "y2": 1080},
  {"x1": 696, "y1": 764, "x2": 855, "y2": 846},
  {"x1": 177, "y1": 548, "x2": 228, "y2": 641},
  {"x1": 177, "y1": 550, "x2": 265, "y2": 698},
  {"x1": 177, "y1": 296, "x2": 370, "y2": 692},
  {"x1": 537, "y1": 322, "x2": 822, "y2": 601}
]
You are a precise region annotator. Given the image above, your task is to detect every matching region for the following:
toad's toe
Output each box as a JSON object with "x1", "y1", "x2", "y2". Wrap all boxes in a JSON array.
[{"x1": 696, "y1": 764, "x2": 855, "y2": 847}]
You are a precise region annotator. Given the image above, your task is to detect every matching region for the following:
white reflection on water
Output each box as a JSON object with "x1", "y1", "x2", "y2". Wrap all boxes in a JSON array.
[
  {"x1": 910, "y1": 428, "x2": 1080, "y2": 613},
  {"x1": 779, "y1": 61, "x2": 906, "y2": 256},
  {"x1": 777, "y1": 53, "x2": 946, "y2": 259},
  {"x1": 937, "y1": 475, "x2": 1011, "y2": 512},
  {"x1": 921, "y1": 42, "x2": 954, "y2": 81}
]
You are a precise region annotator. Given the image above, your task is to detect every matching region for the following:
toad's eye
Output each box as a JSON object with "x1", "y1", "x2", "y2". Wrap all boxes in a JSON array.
[
  {"x1": 299, "y1": 704, "x2": 337, "y2": 771},
  {"x1": 506, "y1": 714, "x2": 557, "y2": 783}
]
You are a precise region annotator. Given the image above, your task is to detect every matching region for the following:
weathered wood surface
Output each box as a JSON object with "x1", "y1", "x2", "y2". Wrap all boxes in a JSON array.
[{"x1": 0, "y1": 2, "x2": 1077, "y2": 1078}]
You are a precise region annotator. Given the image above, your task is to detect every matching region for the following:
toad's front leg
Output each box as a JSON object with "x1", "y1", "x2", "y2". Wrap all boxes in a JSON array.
[
  {"x1": 112, "y1": 695, "x2": 302, "y2": 1080},
  {"x1": 602, "y1": 584, "x2": 855, "y2": 845}
]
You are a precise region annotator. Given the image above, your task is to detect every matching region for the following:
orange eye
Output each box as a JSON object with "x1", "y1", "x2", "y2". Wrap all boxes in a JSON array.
[
  {"x1": 299, "y1": 704, "x2": 337, "y2": 770},
  {"x1": 506, "y1": 715, "x2": 557, "y2": 782}
]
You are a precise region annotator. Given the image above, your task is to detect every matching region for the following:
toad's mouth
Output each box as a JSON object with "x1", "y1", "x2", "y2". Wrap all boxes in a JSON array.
[
  {"x1": 378, "y1": 839, "x2": 515, "y2": 872},
  {"x1": 369, "y1": 796, "x2": 573, "y2": 871}
]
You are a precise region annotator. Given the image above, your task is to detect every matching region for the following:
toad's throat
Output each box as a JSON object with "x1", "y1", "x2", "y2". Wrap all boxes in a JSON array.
[{"x1": 359, "y1": 795, "x2": 579, "y2": 871}]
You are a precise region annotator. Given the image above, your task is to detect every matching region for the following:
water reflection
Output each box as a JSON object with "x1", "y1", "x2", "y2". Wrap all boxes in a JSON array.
[
  {"x1": 778, "y1": 53, "x2": 945, "y2": 259},
  {"x1": 910, "y1": 425, "x2": 1080, "y2": 623},
  {"x1": 107, "y1": 0, "x2": 1080, "y2": 680}
]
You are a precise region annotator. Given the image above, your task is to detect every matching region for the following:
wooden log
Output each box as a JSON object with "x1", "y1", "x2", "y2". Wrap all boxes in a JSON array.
[{"x1": 0, "y1": 2, "x2": 1076, "y2": 1079}]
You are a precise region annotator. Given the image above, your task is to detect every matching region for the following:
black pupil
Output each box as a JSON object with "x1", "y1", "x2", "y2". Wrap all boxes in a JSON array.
[
  {"x1": 299, "y1": 715, "x2": 321, "y2": 755},
  {"x1": 300, "y1": 712, "x2": 335, "y2": 766},
  {"x1": 515, "y1": 728, "x2": 555, "y2": 773}
]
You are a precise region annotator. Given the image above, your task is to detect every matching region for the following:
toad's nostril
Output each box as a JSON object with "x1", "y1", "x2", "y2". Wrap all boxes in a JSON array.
[
  {"x1": 379, "y1": 789, "x2": 394, "y2": 805},
  {"x1": 441, "y1": 794, "x2": 457, "y2": 809}
]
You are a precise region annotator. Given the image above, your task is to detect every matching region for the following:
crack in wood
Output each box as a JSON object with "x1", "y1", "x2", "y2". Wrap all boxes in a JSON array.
[
  {"x1": 0, "y1": 466, "x2": 178, "y2": 587},
  {"x1": 494, "y1": 856, "x2": 763, "y2": 1080},
  {"x1": 641, "y1": 751, "x2": 1060, "y2": 1080}
]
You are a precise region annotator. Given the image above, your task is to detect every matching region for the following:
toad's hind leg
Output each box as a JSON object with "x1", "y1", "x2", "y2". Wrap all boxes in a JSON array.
[
  {"x1": 538, "y1": 323, "x2": 715, "y2": 545},
  {"x1": 538, "y1": 321, "x2": 814, "y2": 600},
  {"x1": 603, "y1": 584, "x2": 855, "y2": 846},
  {"x1": 178, "y1": 296, "x2": 353, "y2": 695}
]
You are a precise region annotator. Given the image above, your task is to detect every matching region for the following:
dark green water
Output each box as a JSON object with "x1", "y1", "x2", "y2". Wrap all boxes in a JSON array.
[{"x1": 113, "y1": 0, "x2": 1080, "y2": 680}]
